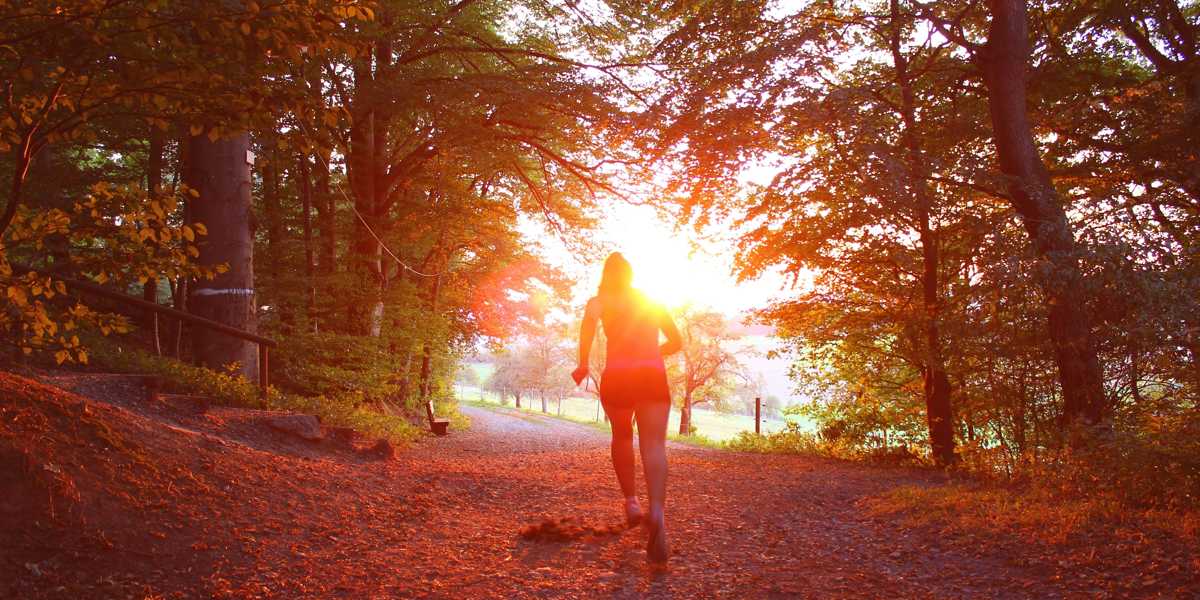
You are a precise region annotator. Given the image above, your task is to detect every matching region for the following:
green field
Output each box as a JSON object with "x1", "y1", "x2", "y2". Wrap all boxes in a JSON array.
[{"x1": 455, "y1": 384, "x2": 812, "y2": 442}]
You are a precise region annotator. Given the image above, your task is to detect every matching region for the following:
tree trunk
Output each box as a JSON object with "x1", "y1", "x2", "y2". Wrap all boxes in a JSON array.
[
  {"x1": 261, "y1": 140, "x2": 289, "y2": 329},
  {"x1": 515, "y1": 393, "x2": 522, "y2": 409},
  {"x1": 314, "y1": 152, "x2": 336, "y2": 276},
  {"x1": 418, "y1": 274, "x2": 443, "y2": 399},
  {"x1": 298, "y1": 155, "x2": 317, "y2": 332},
  {"x1": 678, "y1": 393, "x2": 692, "y2": 435},
  {"x1": 170, "y1": 277, "x2": 188, "y2": 359},
  {"x1": 540, "y1": 393, "x2": 547, "y2": 413},
  {"x1": 184, "y1": 132, "x2": 258, "y2": 382},
  {"x1": 890, "y1": 0, "x2": 956, "y2": 465},
  {"x1": 982, "y1": 0, "x2": 1107, "y2": 428},
  {"x1": 143, "y1": 128, "x2": 166, "y2": 354},
  {"x1": 346, "y1": 47, "x2": 389, "y2": 337}
]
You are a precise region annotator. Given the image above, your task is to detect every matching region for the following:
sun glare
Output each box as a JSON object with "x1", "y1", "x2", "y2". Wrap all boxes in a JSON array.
[
  {"x1": 530, "y1": 203, "x2": 792, "y2": 317},
  {"x1": 581, "y1": 204, "x2": 758, "y2": 314}
]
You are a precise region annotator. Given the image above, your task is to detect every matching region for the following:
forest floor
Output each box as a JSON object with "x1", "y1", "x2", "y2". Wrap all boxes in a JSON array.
[{"x1": 2, "y1": 369, "x2": 1197, "y2": 599}]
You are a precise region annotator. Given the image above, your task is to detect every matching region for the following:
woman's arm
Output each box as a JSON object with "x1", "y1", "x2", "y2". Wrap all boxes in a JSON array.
[
  {"x1": 573, "y1": 297, "x2": 600, "y2": 384},
  {"x1": 659, "y1": 304, "x2": 682, "y2": 356}
]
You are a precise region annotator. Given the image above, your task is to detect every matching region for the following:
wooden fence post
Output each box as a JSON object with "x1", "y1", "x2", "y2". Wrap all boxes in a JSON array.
[{"x1": 755, "y1": 396, "x2": 761, "y2": 435}]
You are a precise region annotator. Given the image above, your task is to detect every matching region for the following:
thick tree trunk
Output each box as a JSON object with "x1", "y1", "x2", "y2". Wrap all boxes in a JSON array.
[
  {"x1": 982, "y1": 0, "x2": 1107, "y2": 428},
  {"x1": 890, "y1": 0, "x2": 956, "y2": 464},
  {"x1": 678, "y1": 393, "x2": 692, "y2": 435},
  {"x1": 345, "y1": 45, "x2": 390, "y2": 337},
  {"x1": 348, "y1": 133, "x2": 385, "y2": 334},
  {"x1": 184, "y1": 132, "x2": 258, "y2": 382}
]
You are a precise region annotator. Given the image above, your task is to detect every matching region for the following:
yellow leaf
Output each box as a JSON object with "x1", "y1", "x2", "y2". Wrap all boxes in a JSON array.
[
  {"x1": 240, "y1": 21, "x2": 251, "y2": 35},
  {"x1": 181, "y1": 225, "x2": 195, "y2": 241},
  {"x1": 77, "y1": 350, "x2": 88, "y2": 365},
  {"x1": 95, "y1": 271, "x2": 108, "y2": 284},
  {"x1": 55, "y1": 350, "x2": 68, "y2": 365},
  {"x1": 193, "y1": 222, "x2": 208, "y2": 236},
  {"x1": 189, "y1": 124, "x2": 203, "y2": 136},
  {"x1": 139, "y1": 228, "x2": 156, "y2": 242},
  {"x1": 187, "y1": 245, "x2": 199, "y2": 258},
  {"x1": 22, "y1": 347, "x2": 32, "y2": 356}
]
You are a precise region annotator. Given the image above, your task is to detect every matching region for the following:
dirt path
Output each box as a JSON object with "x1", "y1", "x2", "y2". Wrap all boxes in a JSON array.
[{"x1": 5, "y1": 375, "x2": 1151, "y2": 598}]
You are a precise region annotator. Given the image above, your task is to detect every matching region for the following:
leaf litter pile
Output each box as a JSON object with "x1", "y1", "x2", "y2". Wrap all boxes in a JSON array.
[
  {"x1": 520, "y1": 517, "x2": 628, "y2": 542},
  {"x1": 1, "y1": 370, "x2": 1197, "y2": 598}
]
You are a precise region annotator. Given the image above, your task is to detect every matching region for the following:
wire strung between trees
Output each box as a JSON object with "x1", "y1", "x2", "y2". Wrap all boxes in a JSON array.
[{"x1": 332, "y1": 182, "x2": 446, "y2": 279}]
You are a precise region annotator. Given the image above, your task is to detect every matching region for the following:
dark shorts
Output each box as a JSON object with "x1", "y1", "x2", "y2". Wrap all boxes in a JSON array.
[{"x1": 600, "y1": 366, "x2": 671, "y2": 412}]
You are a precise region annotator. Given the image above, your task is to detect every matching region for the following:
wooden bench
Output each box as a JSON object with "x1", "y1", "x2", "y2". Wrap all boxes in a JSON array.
[{"x1": 425, "y1": 400, "x2": 450, "y2": 436}]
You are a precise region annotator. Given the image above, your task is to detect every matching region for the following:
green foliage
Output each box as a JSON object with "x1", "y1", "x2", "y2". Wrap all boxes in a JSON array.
[
  {"x1": 725, "y1": 423, "x2": 821, "y2": 455},
  {"x1": 668, "y1": 430, "x2": 722, "y2": 449},
  {"x1": 89, "y1": 339, "x2": 420, "y2": 444},
  {"x1": 271, "y1": 332, "x2": 400, "y2": 401},
  {"x1": 1010, "y1": 417, "x2": 1200, "y2": 511},
  {"x1": 1, "y1": 183, "x2": 219, "y2": 364}
]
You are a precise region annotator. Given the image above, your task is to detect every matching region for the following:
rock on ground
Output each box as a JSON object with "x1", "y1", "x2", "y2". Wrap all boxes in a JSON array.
[{"x1": 264, "y1": 414, "x2": 323, "y2": 441}]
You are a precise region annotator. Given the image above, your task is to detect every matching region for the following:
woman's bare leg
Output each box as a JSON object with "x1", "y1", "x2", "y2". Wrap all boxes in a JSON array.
[
  {"x1": 605, "y1": 405, "x2": 637, "y2": 499},
  {"x1": 635, "y1": 401, "x2": 670, "y2": 561}
]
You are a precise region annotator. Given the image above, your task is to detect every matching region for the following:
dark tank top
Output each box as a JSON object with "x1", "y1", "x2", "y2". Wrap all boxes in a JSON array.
[{"x1": 599, "y1": 291, "x2": 664, "y2": 370}]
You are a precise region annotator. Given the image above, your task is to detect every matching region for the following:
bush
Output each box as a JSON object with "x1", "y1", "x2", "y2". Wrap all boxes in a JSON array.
[
  {"x1": 270, "y1": 332, "x2": 401, "y2": 401},
  {"x1": 89, "y1": 339, "x2": 421, "y2": 444},
  {"x1": 669, "y1": 430, "x2": 720, "y2": 448},
  {"x1": 724, "y1": 421, "x2": 824, "y2": 454},
  {"x1": 1042, "y1": 417, "x2": 1200, "y2": 510}
]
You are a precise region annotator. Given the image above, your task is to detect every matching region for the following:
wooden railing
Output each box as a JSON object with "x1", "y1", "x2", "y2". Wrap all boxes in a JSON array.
[{"x1": 11, "y1": 264, "x2": 276, "y2": 397}]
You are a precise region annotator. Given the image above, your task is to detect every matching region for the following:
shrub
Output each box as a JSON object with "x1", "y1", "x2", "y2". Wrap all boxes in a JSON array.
[
  {"x1": 1, "y1": 184, "x2": 220, "y2": 365},
  {"x1": 269, "y1": 332, "x2": 401, "y2": 401},
  {"x1": 89, "y1": 339, "x2": 421, "y2": 444},
  {"x1": 725, "y1": 421, "x2": 824, "y2": 454}
]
